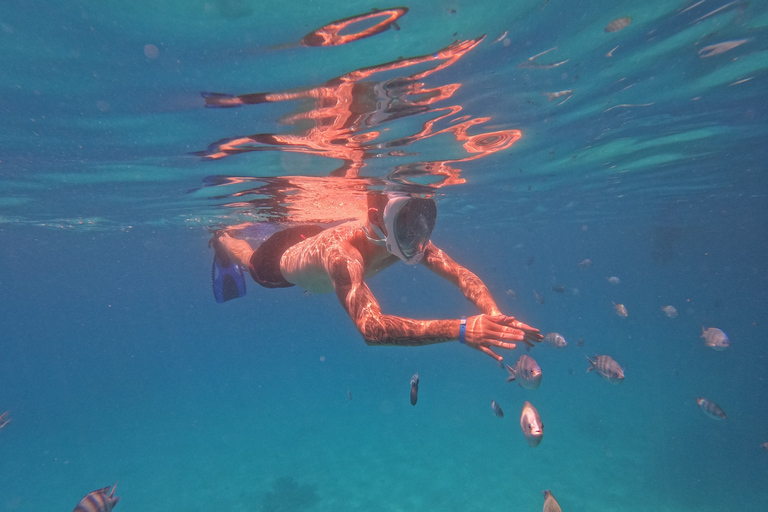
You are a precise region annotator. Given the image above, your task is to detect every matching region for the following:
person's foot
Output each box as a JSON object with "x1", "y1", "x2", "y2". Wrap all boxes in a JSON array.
[{"x1": 208, "y1": 229, "x2": 232, "y2": 267}]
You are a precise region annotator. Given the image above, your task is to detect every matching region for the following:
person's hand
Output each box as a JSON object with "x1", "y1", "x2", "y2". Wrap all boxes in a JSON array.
[{"x1": 463, "y1": 314, "x2": 543, "y2": 362}]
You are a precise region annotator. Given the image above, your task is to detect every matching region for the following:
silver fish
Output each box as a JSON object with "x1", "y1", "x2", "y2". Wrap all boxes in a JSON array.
[
  {"x1": 542, "y1": 490, "x2": 562, "y2": 512},
  {"x1": 0, "y1": 411, "x2": 9, "y2": 430},
  {"x1": 696, "y1": 397, "x2": 726, "y2": 420},
  {"x1": 607, "y1": 276, "x2": 620, "y2": 284},
  {"x1": 760, "y1": 442, "x2": 768, "y2": 452},
  {"x1": 506, "y1": 355, "x2": 542, "y2": 389},
  {"x1": 661, "y1": 305, "x2": 678, "y2": 318},
  {"x1": 544, "y1": 332, "x2": 567, "y2": 349},
  {"x1": 410, "y1": 373, "x2": 419, "y2": 406},
  {"x1": 586, "y1": 355, "x2": 625, "y2": 384},
  {"x1": 578, "y1": 258, "x2": 593, "y2": 268},
  {"x1": 74, "y1": 483, "x2": 119, "y2": 512},
  {"x1": 520, "y1": 401, "x2": 544, "y2": 447},
  {"x1": 491, "y1": 400, "x2": 504, "y2": 418},
  {"x1": 701, "y1": 327, "x2": 729, "y2": 350},
  {"x1": 613, "y1": 302, "x2": 628, "y2": 317}
]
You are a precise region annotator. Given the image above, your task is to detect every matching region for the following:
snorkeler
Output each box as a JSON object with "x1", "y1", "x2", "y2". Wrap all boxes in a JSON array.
[{"x1": 210, "y1": 192, "x2": 542, "y2": 361}]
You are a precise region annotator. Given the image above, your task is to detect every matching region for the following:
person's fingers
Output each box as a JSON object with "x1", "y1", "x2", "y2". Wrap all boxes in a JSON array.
[{"x1": 478, "y1": 346, "x2": 503, "y2": 362}]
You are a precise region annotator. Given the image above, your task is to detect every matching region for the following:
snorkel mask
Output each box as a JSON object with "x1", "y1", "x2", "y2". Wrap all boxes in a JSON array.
[{"x1": 365, "y1": 194, "x2": 437, "y2": 264}]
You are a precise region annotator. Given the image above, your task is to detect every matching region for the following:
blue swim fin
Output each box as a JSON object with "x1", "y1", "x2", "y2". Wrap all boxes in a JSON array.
[{"x1": 211, "y1": 252, "x2": 247, "y2": 303}]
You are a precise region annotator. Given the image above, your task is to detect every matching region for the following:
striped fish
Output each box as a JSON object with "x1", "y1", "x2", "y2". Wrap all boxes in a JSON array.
[
  {"x1": 410, "y1": 373, "x2": 419, "y2": 406},
  {"x1": 73, "y1": 483, "x2": 119, "y2": 512},
  {"x1": 586, "y1": 355, "x2": 625, "y2": 384},
  {"x1": 543, "y1": 332, "x2": 567, "y2": 349},
  {"x1": 701, "y1": 327, "x2": 729, "y2": 351},
  {"x1": 696, "y1": 397, "x2": 727, "y2": 420},
  {"x1": 506, "y1": 354, "x2": 542, "y2": 389}
]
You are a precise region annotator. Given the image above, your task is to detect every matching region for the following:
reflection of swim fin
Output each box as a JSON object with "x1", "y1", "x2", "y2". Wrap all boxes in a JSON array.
[
  {"x1": 211, "y1": 252, "x2": 246, "y2": 303},
  {"x1": 201, "y1": 92, "x2": 239, "y2": 108}
]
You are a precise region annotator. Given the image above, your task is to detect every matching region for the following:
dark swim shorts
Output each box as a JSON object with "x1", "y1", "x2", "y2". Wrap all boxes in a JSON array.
[{"x1": 248, "y1": 224, "x2": 325, "y2": 288}]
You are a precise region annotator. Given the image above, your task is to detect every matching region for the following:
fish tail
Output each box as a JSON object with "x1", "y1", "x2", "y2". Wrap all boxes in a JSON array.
[
  {"x1": 585, "y1": 355, "x2": 595, "y2": 372},
  {"x1": 505, "y1": 364, "x2": 517, "y2": 382}
]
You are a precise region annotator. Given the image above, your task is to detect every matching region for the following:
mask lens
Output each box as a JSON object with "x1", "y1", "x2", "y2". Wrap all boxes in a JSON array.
[{"x1": 394, "y1": 199, "x2": 436, "y2": 259}]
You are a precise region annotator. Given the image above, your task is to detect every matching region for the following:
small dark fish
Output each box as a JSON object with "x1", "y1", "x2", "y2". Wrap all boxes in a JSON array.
[
  {"x1": 347, "y1": 390, "x2": 353, "y2": 401},
  {"x1": 697, "y1": 397, "x2": 726, "y2": 420},
  {"x1": 410, "y1": 373, "x2": 419, "y2": 406},
  {"x1": 74, "y1": 483, "x2": 119, "y2": 512},
  {"x1": 760, "y1": 442, "x2": 768, "y2": 452},
  {"x1": 527, "y1": 256, "x2": 536, "y2": 266},
  {"x1": 0, "y1": 411, "x2": 9, "y2": 431},
  {"x1": 586, "y1": 355, "x2": 625, "y2": 384},
  {"x1": 491, "y1": 400, "x2": 504, "y2": 418},
  {"x1": 552, "y1": 285, "x2": 566, "y2": 293},
  {"x1": 534, "y1": 290, "x2": 545, "y2": 304},
  {"x1": 543, "y1": 490, "x2": 562, "y2": 512},
  {"x1": 605, "y1": 17, "x2": 631, "y2": 33},
  {"x1": 577, "y1": 337, "x2": 585, "y2": 347}
]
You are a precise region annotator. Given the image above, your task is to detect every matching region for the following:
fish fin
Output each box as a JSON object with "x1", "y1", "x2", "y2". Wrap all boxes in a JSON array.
[
  {"x1": 505, "y1": 364, "x2": 516, "y2": 382},
  {"x1": 701, "y1": 326, "x2": 706, "y2": 337},
  {"x1": 585, "y1": 355, "x2": 595, "y2": 372},
  {"x1": 108, "y1": 482, "x2": 118, "y2": 498}
]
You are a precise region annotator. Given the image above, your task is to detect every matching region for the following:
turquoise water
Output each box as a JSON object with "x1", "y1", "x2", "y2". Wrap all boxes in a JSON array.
[{"x1": 1, "y1": 1, "x2": 767, "y2": 511}]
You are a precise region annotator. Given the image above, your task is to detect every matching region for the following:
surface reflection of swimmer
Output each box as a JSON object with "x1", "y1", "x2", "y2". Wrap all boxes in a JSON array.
[
  {"x1": 195, "y1": 37, "x2": 519, "y2": 183},
  {"x1": 210, "y1": 192, "x2": 542, "y2": 361}
]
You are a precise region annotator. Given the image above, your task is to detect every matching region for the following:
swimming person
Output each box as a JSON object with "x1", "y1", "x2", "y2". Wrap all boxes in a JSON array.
[{"x1": 210, "y1": 191, "x2": 543, "y2": 361}]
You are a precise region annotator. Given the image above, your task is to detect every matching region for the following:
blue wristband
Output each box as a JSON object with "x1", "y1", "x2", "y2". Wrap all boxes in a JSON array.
[{"x1": 459, "y1": 317, "x2": 467, "y2": 344}]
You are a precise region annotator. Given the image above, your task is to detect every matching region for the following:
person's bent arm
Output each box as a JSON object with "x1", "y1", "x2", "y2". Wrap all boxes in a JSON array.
[
  {"x1": 421, "y1": 242, "x2": 502, "y2": 315},
  {"x1": 327, "y1": 245, "x2": 527, "y2": 361},
  {"x1": 421, "y1": 242, "x2": 544, "y2": 357},
  {"x1": 328, "y1": 245, "x2": 458, "y2": 346}
]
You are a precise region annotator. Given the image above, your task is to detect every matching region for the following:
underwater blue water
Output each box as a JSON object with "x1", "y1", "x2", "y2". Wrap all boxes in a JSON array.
[{"x1": 1, "y1": 1, "x2": 767, "y2": 511}]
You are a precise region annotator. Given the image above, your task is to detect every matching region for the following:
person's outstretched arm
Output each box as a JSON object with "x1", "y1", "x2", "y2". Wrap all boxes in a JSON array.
[
  {"x1": 421, "y1": 242, "x2": 543, "y2": 357},
  {"x1": 327, "y1": 243, "x2": 533, "y2": 361}
]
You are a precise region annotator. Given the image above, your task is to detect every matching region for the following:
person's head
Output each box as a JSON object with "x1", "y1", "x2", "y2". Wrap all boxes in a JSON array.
[{"x1": 364, "y1": 192, "x2": 437, "y2": 264}]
